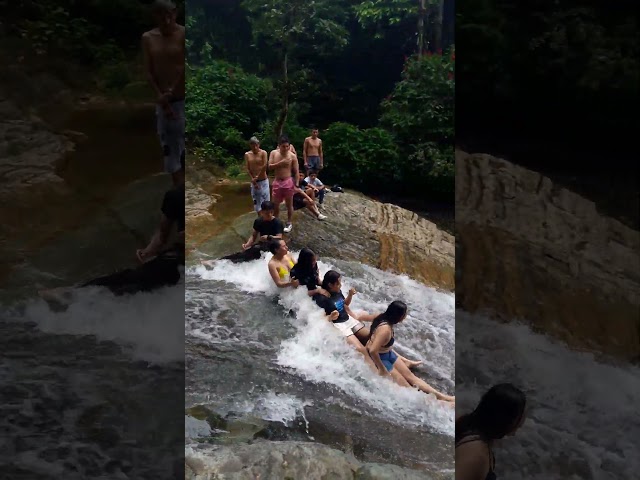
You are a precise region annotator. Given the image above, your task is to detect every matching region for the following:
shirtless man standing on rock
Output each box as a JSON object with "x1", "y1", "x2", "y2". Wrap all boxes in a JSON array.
[
  {"x1": 142, "y1": 0, "x2": 185, "y2": 187},
  {"x1": 269, "y1": 135, "x2": 299, "y2": 233},
  {"x1": 303, "y1": 128, "x2": 323, "y2": 175},
  {"x1": 245, "y1": 137, "x2": 269, "y2": 215}
]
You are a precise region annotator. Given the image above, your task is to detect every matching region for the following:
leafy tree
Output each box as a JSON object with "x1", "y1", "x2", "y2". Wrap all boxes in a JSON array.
[
  {"x1": 354, "y1": 0, "x2": 449, "y2": 55},
  {"x1": 322, "y1": 122, "x2": 400, "y2": 191},
  {"x1": 241, "y1": 0, "x2": 350, "y2": 138},
  {"x1": 380, "y1": 50, "x2": 454, "y2": 194},
  {"x1": 185, "y1": 60, "x2": 277, "y2": 165}
]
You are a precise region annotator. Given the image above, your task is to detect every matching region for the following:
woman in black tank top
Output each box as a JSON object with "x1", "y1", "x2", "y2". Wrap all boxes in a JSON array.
[{"x1": 455, "y1": 384, "x2": 526, "y2": 480}]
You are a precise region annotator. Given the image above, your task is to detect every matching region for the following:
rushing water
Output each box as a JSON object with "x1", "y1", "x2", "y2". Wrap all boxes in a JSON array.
[
  {"x1": 185, "y1": 251, "x2": 456, "y2": 473},
  {"x1": 0, "y1": 104, "x2": 185, "y2": 479},
  {"x1": 1, "y1": 283, "x2": 185, "y2": 479},
  {"x1": 456, "y1": 311, "x2": 640, "y2": 480}
]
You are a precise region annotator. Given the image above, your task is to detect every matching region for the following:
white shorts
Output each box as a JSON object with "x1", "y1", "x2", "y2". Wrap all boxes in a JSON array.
[{"x1": 332, "y1": 317, "x2": 365, "y2": 337}]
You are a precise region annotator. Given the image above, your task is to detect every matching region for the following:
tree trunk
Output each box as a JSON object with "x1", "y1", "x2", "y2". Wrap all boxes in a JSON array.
[
  {"x1": 275, "y1": 51, "x2": 289, "y2": 139},
  {"x1": 433, "y1": 0, "x2": 444, "y2": 52},
  {"x1": 417, "y1": 0, "x2": 426, "y2": 57}
]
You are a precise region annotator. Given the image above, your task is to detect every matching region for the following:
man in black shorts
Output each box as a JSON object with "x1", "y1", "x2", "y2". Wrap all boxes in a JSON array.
[
  {"x1": 39, "y1": 181, "x2": 185, "y2": 302},
  {"x1": 219, "y1": 201, "x2": 284, "y2": 263}
]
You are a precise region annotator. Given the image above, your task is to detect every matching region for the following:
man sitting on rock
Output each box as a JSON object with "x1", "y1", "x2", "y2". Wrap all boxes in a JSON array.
[
  {"x1": 304, "y1": 169, "x2": 326, "y2": 206},
  {"x1": 39, "y1": 179, "x2": 185, "y2": 303},
  {"x1": 294, "y1": 173, "x2": 327, "y2": 221},
  {"x1": 213, "y1": 201, "x2": 285, "y2": 263}
]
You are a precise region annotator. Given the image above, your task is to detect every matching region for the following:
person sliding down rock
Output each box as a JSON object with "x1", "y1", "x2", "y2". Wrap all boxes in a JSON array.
[
  {"x1": 201, "y1": 201, "x2": 284, "y2": 266},
  {"x1": 39, "y1": 181, "x2": 185, "y2": 304}
]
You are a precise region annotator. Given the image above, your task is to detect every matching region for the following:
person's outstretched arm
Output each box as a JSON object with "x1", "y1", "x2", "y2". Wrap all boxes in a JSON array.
[
  {"x1": 303, "y1": 137, "x2": 309, "y2": 169},
  {"x1": 137, "y1": 214, "x2": 172, "y2": 263}
]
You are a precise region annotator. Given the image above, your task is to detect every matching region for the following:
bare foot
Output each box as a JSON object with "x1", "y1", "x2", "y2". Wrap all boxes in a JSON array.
[
  {"x1": 425, "y1": 394, "x2": 455, "y2": 408},
  {"x1": 404, "y1": 359, "x2": 423, "y2": 369}
]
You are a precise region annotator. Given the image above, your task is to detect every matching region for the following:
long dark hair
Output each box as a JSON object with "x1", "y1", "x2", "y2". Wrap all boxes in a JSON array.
[
  {"x1": 268, "y1": 238, "x2": 284, "y2": 254},
  {"x1": 321, "y1": 270, "x2": 341, "y2": 291},
  {"x1": 455, "y1": 383, "x2": 527, "y2": 443},
  {"x1": 369, "y1": 301, "x2": 408, "y2": 337},
  {"x1": 296, "y1": 248, "x2": 319, "y2": 283}
]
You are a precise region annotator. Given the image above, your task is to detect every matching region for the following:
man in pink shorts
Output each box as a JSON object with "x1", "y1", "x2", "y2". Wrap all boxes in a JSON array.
[{"x1": 269, "y1": 135, "x2": 299, "y2": 233}]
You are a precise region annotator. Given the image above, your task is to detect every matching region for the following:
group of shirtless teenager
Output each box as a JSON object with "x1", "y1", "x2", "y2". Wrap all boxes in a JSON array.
[{"x1": 245, "y1": 131, "x2": 328, "y2": 234}]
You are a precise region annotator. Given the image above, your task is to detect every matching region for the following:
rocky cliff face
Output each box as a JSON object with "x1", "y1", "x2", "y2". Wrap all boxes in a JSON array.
[
  {"x1": 289, "y1": 191, "x2": 455, "y2": 291},
  {"x1": 456, "y1": 150, "x2": 640, "y2": 360},
  {"x1": 190, "y1": 187, "x2": 455, "y2": 292}
]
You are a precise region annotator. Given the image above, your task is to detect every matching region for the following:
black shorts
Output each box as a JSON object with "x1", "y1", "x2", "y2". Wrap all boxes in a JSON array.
[
  {"x1": 80, "y1": 255, "x2": 181, "y2": 296},
  {"x1": 293, "y1": 193, "x2": 306, "y2": 210},
  {"x1": 220, "y1": 242, "x2": 269, "y2": 263}
]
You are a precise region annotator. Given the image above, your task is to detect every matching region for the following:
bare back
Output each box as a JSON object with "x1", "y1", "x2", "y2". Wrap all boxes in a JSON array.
[
  {"x1": 246, "y1": 149, "x2": 268, "y2": 180},
  {"x1": 367, "y1": 323, "x2": 393, "y2": 353},
  {"x1": 269, "y1": 149, "x2": 296, "y2": 180},
  {"x1": 305, "y1": 136, "x2": 322, "y2": 157},
  {"x1": 142, "y1": 25, "x2": 185, "y2": 98}
]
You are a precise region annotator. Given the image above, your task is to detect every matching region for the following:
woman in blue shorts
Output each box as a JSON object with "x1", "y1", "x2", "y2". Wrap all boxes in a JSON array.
[{"x1": 367, "y1": 301, "x2": 455, "y2": 404}]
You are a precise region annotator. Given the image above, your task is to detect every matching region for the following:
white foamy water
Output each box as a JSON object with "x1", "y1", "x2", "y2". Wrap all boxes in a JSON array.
[
  {"x1": 190, "y1": 253, "x2": 455, "y2": 436},
  {"x1": 6, "y1": 282, "x2": 185, "y2": 364},
  {"x1": 456, "y1": 311, "x2": 640, "y2": 480}
]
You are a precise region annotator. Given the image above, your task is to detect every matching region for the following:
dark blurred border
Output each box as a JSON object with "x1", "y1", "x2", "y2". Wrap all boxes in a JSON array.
[
  {"x1": 1, "y1": 2, "x2": 185, "y2": 479},
  {"x1": 455, "y1": 0, "x2": 639, "y2": 477}
]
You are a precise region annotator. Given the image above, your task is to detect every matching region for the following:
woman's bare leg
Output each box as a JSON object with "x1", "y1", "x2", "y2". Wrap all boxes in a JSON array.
[
  {"x1": 346, "y1": 335, "x2": 377, "y2": 371},
  {"x1": 389, "y1": 368, "x2": 412, "y2": 387},
  {"x1": 354, "y1": 327, "x2": 370, "y2": 345},
  {"x1": 393, "y1": 359, "x2": 455, "y2": 403}
]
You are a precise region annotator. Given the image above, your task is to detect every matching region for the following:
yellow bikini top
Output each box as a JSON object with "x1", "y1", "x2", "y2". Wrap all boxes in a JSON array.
[{"x1": 278, "y1": 259, "x2": 295, "y2": 279}]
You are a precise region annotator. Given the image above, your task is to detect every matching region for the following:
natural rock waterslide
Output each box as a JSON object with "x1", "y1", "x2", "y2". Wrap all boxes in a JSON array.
[
  {"x1": 455, "y1": 150, "x2": 640, "y2": 361},
  {"x1": 188, "y1": 182, "x2": 455, "y2": 292},
  {"x1": 186, "y1": 173, "x2": 456, "y2": 478}
]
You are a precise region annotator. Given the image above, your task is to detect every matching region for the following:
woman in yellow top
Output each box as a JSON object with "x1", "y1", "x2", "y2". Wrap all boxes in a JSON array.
[{"x1": 267, "y1": 239, "x2": 300, "y2": 289}]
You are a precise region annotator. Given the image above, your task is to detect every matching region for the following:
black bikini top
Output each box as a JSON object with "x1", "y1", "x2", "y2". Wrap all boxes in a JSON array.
[{"x1": 379, "y1": 322, "x2": 395, "y2": 349}]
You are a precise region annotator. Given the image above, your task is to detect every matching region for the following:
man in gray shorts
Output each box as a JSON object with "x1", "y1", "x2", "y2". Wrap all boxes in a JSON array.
[
  {"x1": 142, "y1": 0, "x2": 185, "y2": 186},
  {"x1": 303, "y1": 128, "x2": 324, "y2": 174},
  {"x1": 245, "y1": 137, "x2": 270, "y2": 214}
]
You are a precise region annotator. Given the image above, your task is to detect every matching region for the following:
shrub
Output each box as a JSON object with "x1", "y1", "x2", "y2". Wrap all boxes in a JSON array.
[
  {"x1": 186, "y1": 60, "x2": 277, "y2": 163},
  {"x1": 380, "y1": 50, "x2": 455, "y2": 195},
  {"x1": 321, "y1": 122, "x2": 400, "y2": 192}
]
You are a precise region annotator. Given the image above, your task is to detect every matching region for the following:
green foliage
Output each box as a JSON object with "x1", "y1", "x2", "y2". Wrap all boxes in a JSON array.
[
  {"x1": 0, "y1": 0, "x2": 182, "y2": 93},
  {"x1": 354, "y1": 0, "x2": 419, "y2": 26},
  {"x1": 242, "y1": 0, "x2": 349, "y2": 55},
  {"x1": 258, "y1": 104, "x2": 309, "y2": 150},
  {"x1": 322, "y1": 122, "x2": 400, "y2": 191},
  {"x1": 186, "y1": 1, "x2": 456, "y2": 201},
  {"x1": 227, "y1": 164, "x2": 243, "y2": 178},
  {"x1": 186, "y1": 60, "x2": 277, "y2": 164},
  {"x1": 380, "y1": 50, "x2": 454, "y2": 194},
  {"x1": 242, "y1": 0, "x2": 350, "y2": 136},
  {"x1": 98, "y1": 63, "x2": 132, "y2": 92},
  {"x1": 456, "y1": 1, "x2": 639, "y2": 155}
]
